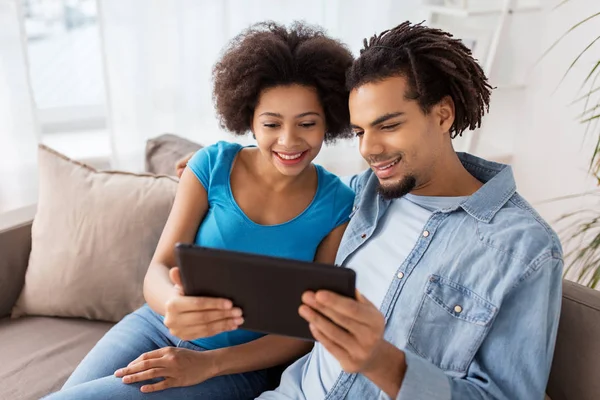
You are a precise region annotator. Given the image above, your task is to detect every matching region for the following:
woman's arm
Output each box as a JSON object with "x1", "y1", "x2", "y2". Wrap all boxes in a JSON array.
[
  {"x1": 143, "y1": 167, "x2": 208, "y2": 315},
  {"x1": 206, "y1": 222, "x2": 350, "y2": 376}
]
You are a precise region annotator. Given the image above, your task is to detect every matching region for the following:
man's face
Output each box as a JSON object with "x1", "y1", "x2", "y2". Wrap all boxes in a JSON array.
[{"x1": 349, "y1": 76, "x2": 454, "y2": 199}]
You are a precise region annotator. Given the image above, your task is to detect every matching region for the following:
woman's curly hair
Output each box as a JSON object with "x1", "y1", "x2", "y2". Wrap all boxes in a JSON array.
[{"x1": 213, "y1": 21, "x2": 354, "y2": 142}]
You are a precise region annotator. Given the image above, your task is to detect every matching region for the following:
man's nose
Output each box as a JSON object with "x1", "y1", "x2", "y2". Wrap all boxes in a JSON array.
[{"x1": 360, "y1": 130, "x2": 384, "y2": 160}]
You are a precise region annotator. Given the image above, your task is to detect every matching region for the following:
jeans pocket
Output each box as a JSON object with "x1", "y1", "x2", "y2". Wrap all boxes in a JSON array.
[{"x1": 407, "y1": 275, "x2": 498, "y2": 376}]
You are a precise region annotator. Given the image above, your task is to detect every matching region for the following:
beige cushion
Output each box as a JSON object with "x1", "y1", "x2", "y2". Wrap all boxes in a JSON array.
[
  {"x1": 145, "y1": 133, "x2": 202, "y2": 175},
  {"x1": 0, "y1": 316, "x2": 113, "y2": 400},
  {"x1": 12, "y1": 145, "x2": 177, "y2": 322}
]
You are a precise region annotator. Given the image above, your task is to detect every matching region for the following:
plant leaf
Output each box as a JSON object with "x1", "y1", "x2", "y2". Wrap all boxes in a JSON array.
[
  {"x1": 554, "y1": 0, "x2": 570, "y2": 10},
  {"x1": 581, "y1": 114, "x2": 600, "y2": 124},
  {"x1": 570, "y1": 86, "x2": 600, "y2": 105},
  {"x1": 582, "y1": 61, "x2": 600, "y2": 88},
  {"x1": 557, "y1": 35, "x2": 600, "y2": 90},
  {"x1": 538, "y1": 12, "x2": 600, "y2": 66},
  {"x1": 577, "y1": 103, "x2": 600, "y2": 118}
]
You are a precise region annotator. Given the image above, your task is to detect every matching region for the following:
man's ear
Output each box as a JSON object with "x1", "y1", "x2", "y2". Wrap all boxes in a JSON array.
[{"x1": 436, "y1": 96, "x2": 455, "y2": 134}]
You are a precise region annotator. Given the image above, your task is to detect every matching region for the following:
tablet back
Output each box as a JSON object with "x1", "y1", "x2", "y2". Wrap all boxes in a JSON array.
[{"x1": 175, "y1": 243, "x2": 356, "y2": 341}]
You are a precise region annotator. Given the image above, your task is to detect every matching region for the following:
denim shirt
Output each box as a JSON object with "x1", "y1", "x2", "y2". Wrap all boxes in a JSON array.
[{"x1": 326, "y1": 153, "x2": 563, "y2": 400}]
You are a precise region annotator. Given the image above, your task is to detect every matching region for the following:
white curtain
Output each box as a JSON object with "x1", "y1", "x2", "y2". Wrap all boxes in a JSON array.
[
  {"x1": 98, "y1": 0, "x2": 425, "y2": 174},
  {"x1": 0, "y1": 0, "x2": 39, "y2": 214}
]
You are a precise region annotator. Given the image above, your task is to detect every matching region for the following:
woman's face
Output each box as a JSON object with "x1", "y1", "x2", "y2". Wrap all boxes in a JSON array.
[{"x1": 252, "y1": 84, "x2": 326, "y2": 177}]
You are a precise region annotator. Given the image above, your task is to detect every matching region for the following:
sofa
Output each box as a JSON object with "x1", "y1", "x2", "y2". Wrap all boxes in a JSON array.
[{"x1": 1, "y1": 135, "x2": 599, "y2": 399}]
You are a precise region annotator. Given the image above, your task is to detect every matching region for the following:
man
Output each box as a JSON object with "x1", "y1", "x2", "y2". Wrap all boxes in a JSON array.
[
  {"x1": 258, "y1": 21, "x2": 562, "y2": 400},
  {"x1": 177, "y1": 21, "x2": 562, "y2": 399}
]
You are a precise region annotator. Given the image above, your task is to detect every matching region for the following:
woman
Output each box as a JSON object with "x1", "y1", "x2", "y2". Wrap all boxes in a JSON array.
[{"x1": 45, "y1": 21, "x2": 355, "y2": 399}]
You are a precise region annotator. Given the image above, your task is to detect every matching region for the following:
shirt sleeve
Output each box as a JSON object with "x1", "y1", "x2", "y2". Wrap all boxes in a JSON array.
[
  {"x1": 393, "y1": 256, "x2": 563, "y2": 400},
  {"x1": 332, "y1": 181, "x2": 356, "y2": 229},
  {"x1": 186, "y1": 143, "x2": 220, "y2": 190}
]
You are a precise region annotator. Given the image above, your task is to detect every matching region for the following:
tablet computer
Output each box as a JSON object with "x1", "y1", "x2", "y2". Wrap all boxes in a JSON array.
[{"x1": 175, "y1": 243, "x2": 356, "y2": 341}]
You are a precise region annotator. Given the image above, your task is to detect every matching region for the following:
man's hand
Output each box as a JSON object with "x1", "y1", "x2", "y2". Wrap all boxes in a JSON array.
[
  {"x1": 163, "y1": 267, "x2": 244, "y2": 340},
  {"x1": 175, "y1": 152, "x2": 195, "y2": 178},
  {"x1": 299, "y1": 290, "x2": 406, "y2": 397},
  {"x1": 115, "y1": 347, "x2": 217, "y2": 393},
  {"x1": 299, "y1": 290, "x2": 386, "y2": 373}
]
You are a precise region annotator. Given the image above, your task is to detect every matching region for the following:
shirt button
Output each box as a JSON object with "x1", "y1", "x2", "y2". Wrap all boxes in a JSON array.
[
  {"x1": 397, "y1": 272, "x2": 404, "y2": 279},
  {"x1": 361, "y1": 233, "x2": 367, "y2": 239},
  {"x1": 454, "y1": 305, "x2": 463, "y2": 313},
  {"x1": 422, "y1": 230, "x2": 430, "y2": 237}
]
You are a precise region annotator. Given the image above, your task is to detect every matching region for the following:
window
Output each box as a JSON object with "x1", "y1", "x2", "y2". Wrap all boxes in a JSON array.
[{"x1": 22, "y1": 0, "x2": 107, "y2": 134}]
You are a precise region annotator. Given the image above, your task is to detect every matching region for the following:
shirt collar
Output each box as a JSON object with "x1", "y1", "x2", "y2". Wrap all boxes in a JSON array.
[{"x1": 457, "y1": 152, "x2": 516, "y2": 223}]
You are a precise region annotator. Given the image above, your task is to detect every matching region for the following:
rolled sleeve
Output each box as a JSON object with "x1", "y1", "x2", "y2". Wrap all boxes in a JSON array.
[{"x1": 394, "y1": 350, "x2": 451, "y2": 400}]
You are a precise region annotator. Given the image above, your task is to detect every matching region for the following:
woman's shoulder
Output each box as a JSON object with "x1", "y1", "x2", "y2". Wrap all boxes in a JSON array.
[
  {"x1": 189, "y1": 141, "x2": 242, "y2": 165},
  {"x1": 187, "y1": 141, "x2": 243, "y2": 188},
  {"x1": 314, "y1": 165, "x2": 355, "y2": 206}
]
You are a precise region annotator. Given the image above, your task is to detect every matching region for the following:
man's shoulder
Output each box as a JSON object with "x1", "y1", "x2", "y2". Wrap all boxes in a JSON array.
[
  {"x1": 341, "y1": 169, "x2": 375, "y2": 194},
  {"x1": 480, "y1": 192, "x2": 563, "y2": 266}
]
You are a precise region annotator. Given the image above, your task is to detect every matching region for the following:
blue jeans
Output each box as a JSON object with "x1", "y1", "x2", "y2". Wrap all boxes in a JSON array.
[{"x1": 44, "y1": 304, "x2": 279, "y2": 399}]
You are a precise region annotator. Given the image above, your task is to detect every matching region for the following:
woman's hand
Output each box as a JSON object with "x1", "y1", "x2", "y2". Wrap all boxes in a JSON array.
[
  {"x1": 164, "y1": 267, "x2": 244, "y2": 340},
  {"x1": 115, "y1": 347, "x2": 217, "y2": 393}
]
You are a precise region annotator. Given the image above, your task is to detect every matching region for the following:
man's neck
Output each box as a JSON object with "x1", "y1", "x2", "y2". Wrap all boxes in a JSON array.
[{"x1": 410, "y1": 151, "x2": 482, "y2": 197}]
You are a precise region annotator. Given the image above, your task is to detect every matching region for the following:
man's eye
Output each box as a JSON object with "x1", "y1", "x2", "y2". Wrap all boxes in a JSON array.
[{"x1": 382, "y1": 123, "x2": 401, "y2": 130}]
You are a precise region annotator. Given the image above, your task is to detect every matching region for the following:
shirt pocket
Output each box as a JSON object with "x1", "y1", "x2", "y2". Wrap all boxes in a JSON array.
[{"x1": 407, "y1": 275, "x2": 498, "y2": 376}]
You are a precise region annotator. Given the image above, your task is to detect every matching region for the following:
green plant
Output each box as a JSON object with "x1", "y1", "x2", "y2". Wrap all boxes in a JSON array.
[{"x1": 542, "y1": 0, "x2": 600, "y2": 288}]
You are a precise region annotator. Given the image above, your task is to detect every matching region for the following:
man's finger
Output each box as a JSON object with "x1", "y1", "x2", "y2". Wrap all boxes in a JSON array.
[
  {"x1": 308, "y1": 290, "x2": 374, "y2": 324},
  {"x1": 302, "y1": 296, "x2": 365, "y2": 335},
  {"x1": 356, "y1": 289, "x2": 375, "y2": 306},
  {"x1": 309, "y1": 323, "x2": 348, "y2": 363},
  {"x1": 299, "y1": 305, "x2": 355, "y2": 352}
]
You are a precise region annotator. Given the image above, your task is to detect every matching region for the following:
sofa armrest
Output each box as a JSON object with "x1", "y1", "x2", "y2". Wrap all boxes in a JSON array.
[
  {"x1": 547, "y1": 279, "x2": 600, "y2": 400},
  {"x1": 0, "y1": 205, "x2": 35, "y2": 318}
]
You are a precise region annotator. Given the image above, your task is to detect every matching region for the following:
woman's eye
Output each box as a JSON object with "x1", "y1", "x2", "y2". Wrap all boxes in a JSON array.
[
  {"x1": 300, "y1": 122, "x2": 316, "y2": 128},
  {"x1": 263, "y1": 123, "x2": 279, "y2": 128},
  {"x1": 354, "y1": 131, "x2": 364, "y2": 137}
]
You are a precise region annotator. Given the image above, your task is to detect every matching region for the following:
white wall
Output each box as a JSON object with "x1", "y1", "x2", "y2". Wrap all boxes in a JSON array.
[
  {"x1": 430, "y1": 0, "x2": 599, "y2": 282},
  {"x1": 510, "y1": 0, "x2": 598, "y2": 223}
]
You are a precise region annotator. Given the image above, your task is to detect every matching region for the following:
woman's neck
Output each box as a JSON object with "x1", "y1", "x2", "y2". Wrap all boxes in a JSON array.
[{"x1": 245, "y1": 148, "x2": 315, "y2": 193}]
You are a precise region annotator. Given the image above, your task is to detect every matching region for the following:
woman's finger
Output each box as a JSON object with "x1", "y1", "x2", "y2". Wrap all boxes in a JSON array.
[
  {"x1": 141, "y1": 378, "x2": 173, "y2": 393},
  {"x1": 164, "y1": 308, "x2": 242, "y2": 329},
  {"x1": 115, "y1": 349, "x2": 166, "y2": 377},
  {"x1": 122, "y1": 368, "x2": 165, "y2": 384},
  {"x1": 166, "y1": 296, "x2": 234, "y2": 313}
]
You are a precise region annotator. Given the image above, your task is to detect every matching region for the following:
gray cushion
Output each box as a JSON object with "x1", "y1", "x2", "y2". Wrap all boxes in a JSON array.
[
  {"x1": 0, "y1": 217, "x2": 33, "y2": 319},
  {"x1": 0, "y1": 316, "x2": 113, "y2": 400},
  {"x1": 547, "y1": 280, "x2": 600, "y2": 400},
  {"x1": 145, "y1": 133, "x2": 203, "y2": 176}
]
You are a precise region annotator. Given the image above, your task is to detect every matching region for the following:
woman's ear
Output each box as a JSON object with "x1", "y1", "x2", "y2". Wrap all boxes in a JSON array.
[{"x1": 249, "y1": 116, "x2": 256, "y2": 140}]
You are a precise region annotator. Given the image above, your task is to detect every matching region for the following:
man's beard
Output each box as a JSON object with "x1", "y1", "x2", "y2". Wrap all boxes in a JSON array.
[{"x1": 377, "y1": 175, "x2": 417, "y2": 200}]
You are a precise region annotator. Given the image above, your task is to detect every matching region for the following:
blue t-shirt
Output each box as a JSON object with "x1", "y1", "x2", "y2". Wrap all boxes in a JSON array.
[{"x1": 185, "y1": 141, "x2": 355, "y2": 350}]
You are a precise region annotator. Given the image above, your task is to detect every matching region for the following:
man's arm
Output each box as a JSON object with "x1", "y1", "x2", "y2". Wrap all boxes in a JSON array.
[
  {"x1": 302, "y1": 255, "x2": 563, "y2": 400},
  {"x1": 396, "y1": 256, "x2": 562, "y2": 400}
]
